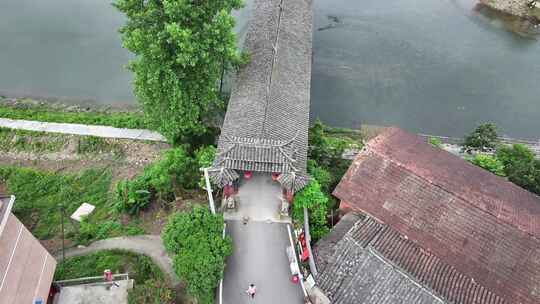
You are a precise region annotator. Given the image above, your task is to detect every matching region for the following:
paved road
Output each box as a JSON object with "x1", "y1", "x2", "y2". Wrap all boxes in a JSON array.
[
  {"x1": 0, "y1": 118, "x2": 166, "y2": 141},
  {"x1": 55, "y1": 235, "x2": 179, "y2": 286},
  {"x1": 222, "y1": 221, "x2": 304, "y2": 304}
]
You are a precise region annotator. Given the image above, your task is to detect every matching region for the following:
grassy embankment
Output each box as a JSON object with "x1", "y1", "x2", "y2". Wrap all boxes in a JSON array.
[
  {"x1": 0, "y1": 101, "x2": 147, "y2": 129},
  {"x1": 55, "y1": 250, "x2": 175, "y2": 304},
  {"x1": 0, "y1": 166, "x2": 144, "y2": 242}
]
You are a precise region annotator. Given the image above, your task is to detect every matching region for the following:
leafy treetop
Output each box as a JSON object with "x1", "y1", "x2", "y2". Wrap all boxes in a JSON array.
[
  {"x1": 463, "y1": 123, "x2": 499, "y2": 152},
  {"x1": 162, "y1": 206, "x2": 232, "y2": 304},
  {"x1": 114, "y1": 0, "x2": 244, "y2": 143}
]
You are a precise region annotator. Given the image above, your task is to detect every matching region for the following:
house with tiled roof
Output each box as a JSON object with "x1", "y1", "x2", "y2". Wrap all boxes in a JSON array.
[
  {"x1": 313, "y1": 127, "x2": 540, "y2": 304},
  {"x1": 0, "y1": 195, "x2": 57, "y2": 304},
  {"x1": 209, "y1": 0, "x2": 312, "y2": 195}
]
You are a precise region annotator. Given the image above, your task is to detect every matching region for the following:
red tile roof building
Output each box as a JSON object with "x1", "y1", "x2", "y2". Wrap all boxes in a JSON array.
[
  {"x1": 330, "y1": 127, "x2": 540, "y2": 304},
  {"x1": 0, "y1": 195, "x2": 56, "y2": 304}
]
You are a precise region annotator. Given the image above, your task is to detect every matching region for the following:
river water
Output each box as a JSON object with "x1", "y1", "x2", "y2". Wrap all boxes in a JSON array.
[{"x1": 0, "y1": 0, "x2": 539, "y2": 139}]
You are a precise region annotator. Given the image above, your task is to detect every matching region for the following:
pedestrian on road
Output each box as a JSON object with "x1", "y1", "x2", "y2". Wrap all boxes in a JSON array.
[{"x1": 246, "y1": 283, "x2": 257, "y2": 299}]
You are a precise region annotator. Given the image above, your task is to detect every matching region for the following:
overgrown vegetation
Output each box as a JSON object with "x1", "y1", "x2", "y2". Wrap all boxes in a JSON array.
[
  {"x1": 0, "y1": 127, "x2": 67, "y2": 153},
  {"x1": 0, "y1": 166, "x2": 112, "y2": 239},
  {"x1": 468, "y1": 154, "x2": 506, "y2": 177},
  {"x1": 496, "y1": 144, "x2": 540, "y2": 195},
  {"x1": 76, "y1": 136, "x2": 124, "y2": 157},
  {"x1": 114, "y1": 0, "x2": 245, "y2": 143},
  {"x1": 292, "y1": 180, "x2": 330, "y2": 242},
  {"x1": 428, "y1": 136, "x2": 443, "y2": 148},
  {"x1": 463, "y1": 123, "x2": 498, "y2": 152},
  {"x1": 462, "y1": 124, "x2": 540, "y2": 196},
  {"x1": 0, "y1": 166, "x2": 143, "y2": 243},
  {"x1": 162, "y1": 206, "x2": 232, "y2": 304},
  {"x1": 0, "y1": 104, "x2": 146, "y2": 129},
  {"x1": 54, "y1": 250, "x2": 174, "y2": 304},
  {"x1": 115, "y1": 147, "x2": 198, "y2": 215},
  {"x1": 308, "y1": 120, "x2": 359, "y2": 195},
  {"x1": 195, "y1": 145, "x2": 217, "y2": 188}
]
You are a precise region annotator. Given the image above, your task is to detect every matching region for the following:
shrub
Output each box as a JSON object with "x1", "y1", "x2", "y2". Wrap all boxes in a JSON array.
[
  {"x1": 308, "y1": 120, "x2": 353, "y2": 191},
  {"x1": 428, "y1": 137, "x2": 442, "y2": 148},
  {"x1": 292, "y1": 180, "x2": 330, "y2": 242},
  {"x1": 307, "y1": 160, "x2": 332, "y2": 194},
  {"x1": 162, "y1": 206, "x2": 232, "y2": 304},
  {"x1": 195, "y1": 145, "x2": 217, "y2": 189},
  {"x1": 496, "y1": 144, "x2": 540, "y2": 195},
  {"x1": 115, "y1": 147, "x2": 198, "y2": 214},
  {"x1": 463, "y1": 123, "x2": 498, "y2": 152},
  {"x1": 469, "y1": 154, "x2": 506, "y2": 177},
  {"x1": 77, "y1": 219, "x2": 145, "y2": 245}
]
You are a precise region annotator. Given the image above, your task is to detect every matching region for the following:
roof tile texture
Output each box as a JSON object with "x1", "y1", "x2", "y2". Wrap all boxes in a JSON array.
[
  {"x1": 333, "y1": 128, "x2": 540, "y2": 304},
  {"x1": 214, "y1": 0, "x2": 312, "y2": 175},
  {"x1": 316, "y1": 215, "x2": 509, "y2": 304}
]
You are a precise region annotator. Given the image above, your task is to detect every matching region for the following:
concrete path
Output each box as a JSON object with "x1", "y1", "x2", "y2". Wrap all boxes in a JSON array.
[
  {"x1": 55, "y1": 235, "x2": 179, "y2": 286},
  {"x1": 0, "y1": 118, "x2": 166, "y2": 141},
  {"x1": 223, "y1": 221, "x2": 304, "y2": 304},
  {"x1": 222, "y1": 174, "x2": 304, "y2": 304},
  {"x1": 224, "y1": 173, "x2": 291, "y2": 223}
]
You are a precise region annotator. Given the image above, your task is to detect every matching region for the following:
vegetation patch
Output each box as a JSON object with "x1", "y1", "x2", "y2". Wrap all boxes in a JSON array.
[
  {"x1": 54, "y1": 250, "x2": 174, "y2": 304},
  {"x1": 292, "y1": 179, "x2": 331, "y2": 242},
  {"x1": 0, "y1": 127, "x2": 67, "y2": 153},
  {"x1": 463, "y1": 124, "x2": 540, "y2": 196},
  {"x1": 76, "y1": 136, "x2": 125, "y2": 158},
  {"x1": 0, "y1": 103, "x2": 147, "y2": 129},
  {"x1": 0, "y1": 165, "x2": 142, "y2": 243},
  {"x1": 113, "y1": 0, "x2": 245, "y2": 143},
  {"x1": 115, "y1": 147, "x2": 198, "y2": 215},
  {"x1": 162, "y1": 206, "x2": 232, "y2": 304},
  {"x1": 307, "y1": 120, "x2": 363, "y2": 236}
]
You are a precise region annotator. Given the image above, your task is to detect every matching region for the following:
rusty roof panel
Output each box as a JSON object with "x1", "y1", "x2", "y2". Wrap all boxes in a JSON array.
[{"x1": 333, "y1": 128, "x2": 540, "y2": 304}]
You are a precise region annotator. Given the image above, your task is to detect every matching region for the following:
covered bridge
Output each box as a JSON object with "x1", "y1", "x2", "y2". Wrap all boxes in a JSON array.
[{"x1": 209, "y1": 0, "x2": 313, "y2": 196}]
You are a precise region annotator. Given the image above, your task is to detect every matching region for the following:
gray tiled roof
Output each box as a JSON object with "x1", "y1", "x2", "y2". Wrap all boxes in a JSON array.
[
  {"x1": 317, "y1": 223, "x2": 445, "y2": 304},
  {"x1": 211, "y1": 0, "x2": 312, "y2": 190},
  {"x1": 315, "y1": 215, "x2": 510, "y2": 304}
]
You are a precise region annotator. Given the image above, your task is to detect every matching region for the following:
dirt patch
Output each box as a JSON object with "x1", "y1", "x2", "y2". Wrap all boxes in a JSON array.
[{"x1": 0, "y1": 136, "x2": 170, "y2": 183}]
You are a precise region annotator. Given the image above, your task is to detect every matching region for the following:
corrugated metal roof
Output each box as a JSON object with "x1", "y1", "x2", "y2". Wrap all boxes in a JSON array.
[
  {"x1": 0, "y1": 213, "x2": 56, "y2": 303},
  {"x1": 211, "y1": 0, "x2": 312, "y2": 189},
  {"x1": 333, "y1": 128, "x2": 540, "y2": 304}
]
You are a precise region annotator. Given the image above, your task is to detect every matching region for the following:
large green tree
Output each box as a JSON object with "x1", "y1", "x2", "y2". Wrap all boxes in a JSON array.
[
  {"x1": 162, "y1": 206, "x2": 232, "y2": 304},
  {"x1": 114, "y1": 0, "x2": 244, "y2": 142}
]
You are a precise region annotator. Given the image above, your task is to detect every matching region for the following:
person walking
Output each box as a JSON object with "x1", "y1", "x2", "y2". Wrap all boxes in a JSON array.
[{"x1": 246, "y1": 283, "x2": 257, "y2": 299}]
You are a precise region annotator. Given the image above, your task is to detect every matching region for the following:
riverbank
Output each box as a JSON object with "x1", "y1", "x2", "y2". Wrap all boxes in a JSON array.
[{"x1": 479, "y1": 0, "x2": 540, "y2": 25}]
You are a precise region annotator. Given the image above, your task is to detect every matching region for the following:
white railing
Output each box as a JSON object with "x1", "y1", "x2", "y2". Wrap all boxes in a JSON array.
[{"x1": 54, "y1": 273, "x2": 129, "y2": 287}]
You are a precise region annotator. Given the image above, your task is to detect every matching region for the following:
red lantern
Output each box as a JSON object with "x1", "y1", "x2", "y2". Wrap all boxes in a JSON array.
[
  {"x1": 271, "y1": 172, "x2": 280, "y2": 181},
  {"x1": 244, "y1": 171, "x2": 252, "y2": 179},
  {"x1": 223, "y1": 185, "x2": 233, "y2": 198},
  {"x1": 285, "y1": 190, "x2": 294, "y2": 203},
  {"x1": 291, "y1": 274, "x2": 299, "y2": 284}
]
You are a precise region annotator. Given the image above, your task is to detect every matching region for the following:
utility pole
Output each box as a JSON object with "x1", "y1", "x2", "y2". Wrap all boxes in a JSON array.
[{"x1": 60, "y1": 203, "x2": 66, "y2": 274}]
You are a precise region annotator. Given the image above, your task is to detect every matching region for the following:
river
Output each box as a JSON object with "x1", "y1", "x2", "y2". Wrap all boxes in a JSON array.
[{"x1": 0, "y1": 0, "x2": 539, "y2": 139}]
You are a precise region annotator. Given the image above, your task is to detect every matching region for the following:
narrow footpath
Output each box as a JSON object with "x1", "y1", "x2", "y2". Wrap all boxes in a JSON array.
[
  {"x1": 54, "y1": 235, "x2": 179, "y2": 286},
  {"x1": 0, "y1": 118, "x2": 166, "y2": 141}
]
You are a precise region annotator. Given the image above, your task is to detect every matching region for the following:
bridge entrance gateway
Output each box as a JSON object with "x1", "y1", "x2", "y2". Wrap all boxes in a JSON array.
[
  {"x1": 209, "y1": 0, "x2": 313, "y2": 213},
  {"x1": 210, "y1": 0, "x2": 313, "y2": 303}
]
